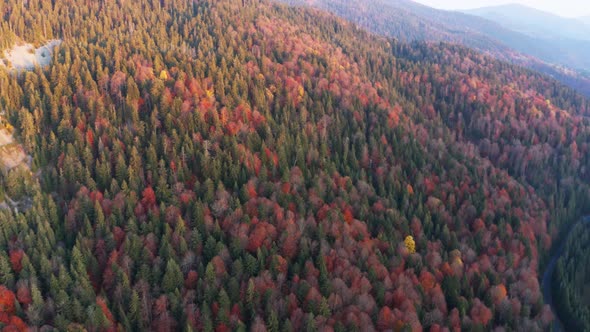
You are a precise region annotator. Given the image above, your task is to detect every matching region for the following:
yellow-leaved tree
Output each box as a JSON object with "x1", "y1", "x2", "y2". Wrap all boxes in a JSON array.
[{"x1": 404, "y1": 235, "x2": 416, "y2": 254}]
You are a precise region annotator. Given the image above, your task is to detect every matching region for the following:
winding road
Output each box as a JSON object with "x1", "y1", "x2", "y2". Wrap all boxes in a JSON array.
[{"x1": 541, "y1": 216, "x2": 590, "y2": 332}]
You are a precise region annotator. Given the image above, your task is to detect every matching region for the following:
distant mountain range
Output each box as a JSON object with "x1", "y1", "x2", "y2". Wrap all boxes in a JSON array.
[
  {"x1": 464, "y1": 4, "x2": 590, "y2": 41},
  {"x1": 281, "y1": 0, "x2": 590, "y2": 96},
  {"x1": 460, "y1": 5, "x2": 590, "y2": 80}
]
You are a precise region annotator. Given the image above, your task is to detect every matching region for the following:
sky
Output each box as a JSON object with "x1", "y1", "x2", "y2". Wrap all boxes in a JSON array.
[{"x1": 413, "y1": 0, "x2": 590, "y2": 18}]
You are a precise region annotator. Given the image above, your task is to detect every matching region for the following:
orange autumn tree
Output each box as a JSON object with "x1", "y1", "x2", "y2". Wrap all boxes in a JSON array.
[{"x1": 0, "y1": 286, "x2": 27, "y2": 332}]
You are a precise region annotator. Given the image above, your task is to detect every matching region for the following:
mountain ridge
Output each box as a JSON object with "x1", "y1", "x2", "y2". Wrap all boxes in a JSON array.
[
  {"x1": 464, "y1": 3, "x2": 590, "y2": 41},
  {"x1": 283, "y1": 0, "x2": 590, "y2": 96}
]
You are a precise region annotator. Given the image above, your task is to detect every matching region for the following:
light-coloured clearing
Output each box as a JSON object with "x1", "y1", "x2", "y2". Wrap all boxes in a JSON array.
[
  {"x1": 0, "y1": 40, "x2": 62, "y2": 70},
  {"x1": 0, "y1": 144, "x2": 27, "y2": 172},
  {"x1": 0, "y1": 124, "x2": 33, "y2": 212},
  {"x1": 0, "y1": 129, "x2": 27, "y2": 173},
  {"x1": 0, "y1": 130, "x2": 13, "y2": 146}
]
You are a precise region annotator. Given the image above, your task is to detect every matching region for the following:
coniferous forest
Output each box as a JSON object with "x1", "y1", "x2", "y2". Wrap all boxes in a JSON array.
[
  {"x1": 553, "y1": 221, "x2": 590, "y2": 331},
  {"x1": 0, "y1": 0, "x2": 589, "y2": 330}
]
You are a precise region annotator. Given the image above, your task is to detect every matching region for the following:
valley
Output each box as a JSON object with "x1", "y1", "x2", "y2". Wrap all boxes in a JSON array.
[
  {"x1": 541, "y1": 216, "x2": 590, "y2": 332},
  {"x1": 0, "y1": 0, "x2": 588, "y2": 330}
]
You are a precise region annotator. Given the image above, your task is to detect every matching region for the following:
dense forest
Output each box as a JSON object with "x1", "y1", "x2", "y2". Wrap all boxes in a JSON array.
[
  {"x1": 0, "y1": 0, "x2": 589, "y2": 330},
  {"x1": 283, "y1": 0, "x2": 590, "y2": 97},
  {"x1": 553, "y1": 220, "x2": 590, "y2": 331}
]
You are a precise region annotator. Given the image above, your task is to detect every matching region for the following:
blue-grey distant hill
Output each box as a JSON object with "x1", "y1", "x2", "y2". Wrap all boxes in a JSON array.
[{"x1": 465, "y1": 4, "x2": 590, "y2": 41}]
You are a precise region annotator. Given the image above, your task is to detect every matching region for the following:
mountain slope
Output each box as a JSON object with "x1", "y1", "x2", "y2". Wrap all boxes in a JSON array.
[
  {"x1": 283, "y1": 0, "x2": 590, "y2": 96},
  {"x1": 284, "y1": 0, "x2": 521, "y2": 53},
  {"x1": 465, "y1": 4, "x2": 590, "y2": 41},
  {"x1": 0, "y1": 0, "x2": 589, "y2": 330}
]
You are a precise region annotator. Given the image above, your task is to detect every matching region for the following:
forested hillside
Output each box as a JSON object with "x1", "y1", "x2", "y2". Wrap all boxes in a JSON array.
[
  {"x1": 553, "y1": 220, "x2": 590, "y2": 331},
  {"x1": 283, "y1": 0, "x2": 590, "y2": 97},
  {"x1": 0, "y1": 0, "x2": 589, "y2": 330}
]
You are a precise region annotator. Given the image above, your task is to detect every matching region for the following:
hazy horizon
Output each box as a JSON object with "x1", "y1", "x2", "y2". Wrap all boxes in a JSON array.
[{"x1": 413, "y1": 0, "x2": 590, "y2": 18}]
